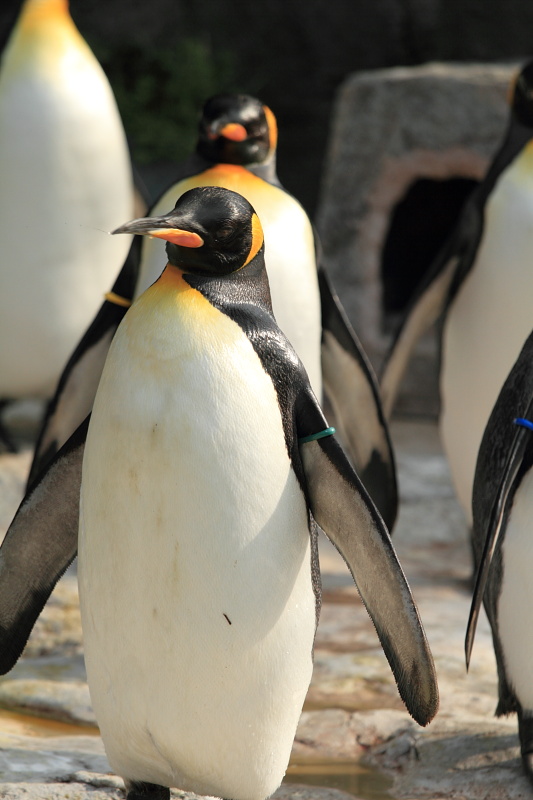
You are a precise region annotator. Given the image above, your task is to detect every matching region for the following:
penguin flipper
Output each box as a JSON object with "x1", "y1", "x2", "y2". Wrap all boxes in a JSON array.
[
  {"x1": 298, "y1": 404, "x2": 438, "y2": 726},
  {"x1": 318, "y1": 268, "x2": 398, "y2": 530},
  {"x1": 465, "y1": 400, "x2": 533, "y2": 669},
  {"x1": 27, "y1": 237, "x2": 141, "y2": 488},
  {"x1": 380, "y1": 253, "x2": 458, "y2": 420},
  {"x1": 0, "y1": 416, "x2": 88, "y2": 675}
]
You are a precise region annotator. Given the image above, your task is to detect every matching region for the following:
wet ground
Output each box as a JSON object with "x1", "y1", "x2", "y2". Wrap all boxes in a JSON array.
[{"x1": 0, "y1": 413, "x2": 531, "y2": 799}]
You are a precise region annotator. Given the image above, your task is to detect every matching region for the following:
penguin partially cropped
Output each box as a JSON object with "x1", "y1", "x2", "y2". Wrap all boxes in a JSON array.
[
  {"x1": 0, "y1": 187, "x2": 437, "y2": 800},
  {"x1": 28, "y1": 93, "x2": 397, "y2": 529},
  {"x1": 0, "y1": 0, "x2": 133, "y2": 411},
  {"x1": 381, "y1": 60, "x2": 533, "y2": 524},
  {"x1": 465, "y1": 329, "x2": 533, "y2": 784}
]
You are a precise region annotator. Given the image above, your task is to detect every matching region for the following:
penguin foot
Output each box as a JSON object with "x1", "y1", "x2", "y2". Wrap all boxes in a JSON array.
[
  {"x1": 125, "y1": 780, "x2": 170, "y2": 800},
  {"x1": 518, "y1": 712, "x2": 533, "y2": 785}
]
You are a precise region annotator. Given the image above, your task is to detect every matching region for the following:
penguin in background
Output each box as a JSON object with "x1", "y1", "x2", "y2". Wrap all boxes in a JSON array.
[
  {"x1": 27, "y1": 93, "x2": 398, "y2": 529},
  {"x1": 0, "y1": 187, "x2": 438, "y2": 800},
  {"x1": 466, "y1": 329, "x2": 533, "y2": 784},
  {"x1": 0, "y1": 0, "x2": 134, "y2": 439},
  {"x1": 380, "y1": 60, "x2": 533, "y2": 525}
]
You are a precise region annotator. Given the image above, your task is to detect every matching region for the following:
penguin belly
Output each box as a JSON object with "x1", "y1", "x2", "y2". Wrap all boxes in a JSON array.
[
  {"x1": 78, "y1": 275, "x2": 316, "y2": 800},
  {"x1": 133, "y1": 165, "x2": 322, "y2": 396},
  {"x1": 440, "y1": 153, "x2": 533, "y2": 521},
  {"x1": 0, "y1": 6, "x2": 133, "y2": 398},
  {"x1": 497, "y1": 467, "x2": 533, "y2": 712}
]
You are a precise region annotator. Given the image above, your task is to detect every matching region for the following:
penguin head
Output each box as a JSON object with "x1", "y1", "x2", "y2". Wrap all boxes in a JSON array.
[
  {"x1": 510, "y1": 60, "x2": 533, "y2": 127},
  {"x1": 113, "y1": 186, "x2": 264, "y2": 277},
  {"x1": 196, "y1": 94, "x2": 277, "y2": 166}
]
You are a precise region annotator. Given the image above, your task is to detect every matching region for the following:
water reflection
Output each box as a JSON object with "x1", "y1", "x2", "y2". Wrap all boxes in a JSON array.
[{"x1": 285, "y1": 759, "x2": 392, "y2": 799}]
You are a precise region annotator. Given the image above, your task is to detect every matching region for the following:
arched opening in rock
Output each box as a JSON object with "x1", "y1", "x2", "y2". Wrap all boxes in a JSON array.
[{"x1": 381, "y1": 177, "x2": 478, "y2": 321}]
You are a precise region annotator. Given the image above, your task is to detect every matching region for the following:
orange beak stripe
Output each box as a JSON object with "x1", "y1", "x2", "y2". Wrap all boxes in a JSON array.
[
  {"x1": 220, "y1": 123, "x2": 248, "y2": 142},
  {"x1": 149, "y1": 229, "x2": 204, "y2": 248}
]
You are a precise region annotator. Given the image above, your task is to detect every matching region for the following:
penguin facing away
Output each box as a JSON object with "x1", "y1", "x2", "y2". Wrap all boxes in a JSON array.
[
  {"x1": 0, "y1": 187, "x2": 438, "y2": 800},
  {"x1": 28, "y1": 93, "x2": 397, "y2": 529},
  {"x1": 380, "y1": 60, "x2": 533, "y2": 524},
  {"x1": 466, "y1": 329, "x2": 533, "y2": 784},
  {"x1": 0, "y1": 0, "x2": 134, "y2": 403}
]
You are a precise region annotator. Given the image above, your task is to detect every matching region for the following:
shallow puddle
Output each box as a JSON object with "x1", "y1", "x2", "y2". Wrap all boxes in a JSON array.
[
  {"x1": 285, "y1": 759, "x2": 392, "y2": 799},
  {"x1": 0, "y1": 708, "x2": 98, "y2": 737}
]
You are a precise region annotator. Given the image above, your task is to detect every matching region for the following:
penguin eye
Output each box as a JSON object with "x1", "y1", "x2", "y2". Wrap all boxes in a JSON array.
[{"x1": 216, "y1": 226, "x2": 236, "y2": 241}]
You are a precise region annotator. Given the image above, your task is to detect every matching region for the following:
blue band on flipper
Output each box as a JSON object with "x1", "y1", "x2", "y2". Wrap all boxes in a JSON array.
[
  {"x1": 298, "y1": 426, "x2": 336, "y2": 445},
  {"x1": 514, "y1": 418, "x2": 533, "y2": 432}
]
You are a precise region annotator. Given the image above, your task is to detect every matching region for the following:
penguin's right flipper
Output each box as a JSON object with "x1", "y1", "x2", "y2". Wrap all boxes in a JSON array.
[
  {"x1": 318, "y1": 268, "x2": 398, "y2": 530},
  {"x1": 297, "y1": 398, "x2": 438, "y2": 727},
  {"x1": 27, "y1": 236, "x2": 142, "y2": 488},
  {"x1": 0, "y1": 416, "x2": 89, "y2": 675},
  {"x1": 465, "y1": 396, "x2": 533, "y2": 670}
]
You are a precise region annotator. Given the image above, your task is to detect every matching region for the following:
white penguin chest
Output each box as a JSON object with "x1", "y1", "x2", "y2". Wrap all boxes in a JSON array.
[
  {"x1": 133, "y1": 166, "x2": 322, "y2": 395},
  {"x1": 78, "y1": 275, "x2": 316, "y2": 799},
  {"x1": 440, "y1": 154, "x2": 533, "y2": 519},
  {"x1": 0, "y1": 15, "x2": 133, "y2": 397},
  {"x1": 498, "y1": 466, "x2": 533, "y2": 710}
]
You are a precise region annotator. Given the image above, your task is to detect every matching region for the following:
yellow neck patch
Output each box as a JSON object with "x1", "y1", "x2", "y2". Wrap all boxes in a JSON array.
[
  {"x1": 141, "y1": 264, "x2": 221, "y2": 325},
  {"x1": 18, "y1": 0, "x2": 70, "y2": 32},
  {"x1": 243, "y1": 213, "x2": 264, "y2": 267},
  {"x1": 5, "y1": 0, "x2": 85, "y2": 76}
]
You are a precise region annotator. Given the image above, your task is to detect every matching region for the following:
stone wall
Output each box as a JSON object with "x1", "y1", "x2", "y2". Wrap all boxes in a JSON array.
[{"x1": 316, "y1": 62, "x2": 517, "y2": 415}]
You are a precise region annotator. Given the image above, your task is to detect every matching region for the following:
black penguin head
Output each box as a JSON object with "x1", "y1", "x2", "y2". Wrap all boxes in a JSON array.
[
  {"x1": 510, "y1": 60, "x2": 533, "y2": 127},
  {"x1": 196, "y1": 94, "x2": 277, "y2": 166},
  {"x1": 113, "y1": 186, "x2": 264, "y2": 277}
]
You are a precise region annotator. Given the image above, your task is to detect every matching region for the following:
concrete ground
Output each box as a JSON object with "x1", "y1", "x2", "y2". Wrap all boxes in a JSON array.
[{"x1": 0, "y1": 412, "x2": 531, "y2": 799}]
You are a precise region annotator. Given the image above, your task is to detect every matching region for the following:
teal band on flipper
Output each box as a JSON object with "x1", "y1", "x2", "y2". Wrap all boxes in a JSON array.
[
  {"x1": 514, "y1": 417, "x2": 533, "y2": 432},
  {"x1": 298, "y1": 426, "x2": 336, "y2": 445}
]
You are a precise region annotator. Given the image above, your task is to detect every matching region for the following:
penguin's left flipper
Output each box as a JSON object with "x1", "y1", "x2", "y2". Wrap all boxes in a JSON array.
[
  {"x1": 318, "y1": 268, "x2": 398, "y2": 530},
  {"x1": 465, "y1": 398, "x2": 533, "y2": 670},
  {"x1": 380, "y1": 252, "x2": 459, "y2": 420},
  {"x1": 0, "y1": 416, "x2": 89, "y2": 675},
  {"x1": 298, "y1": 399, "x2": 438, "y2": 727},
  {"x1": 380, "y1": 194, "x2": 486, "y2": 421},
  {"x1": 27, "y1": 236, "x2": 142, "y2": 488}
]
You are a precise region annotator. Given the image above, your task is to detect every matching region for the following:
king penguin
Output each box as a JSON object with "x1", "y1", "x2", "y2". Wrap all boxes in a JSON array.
[
  {"x1": 465, "y1": 328, "x2": 533, "y2": 784},
  {"x1": 0, "y1": 0, "x2": 133, "y2": 409},
  {"x1": 381, "y1": 60, "x2": 533, "y2": 524},
  {"x1": 0, "y1": 186, "x2": 438, "y2": 800},
  {"x1": 28, "y1": 93, "x2": 397, "y2": 528}
]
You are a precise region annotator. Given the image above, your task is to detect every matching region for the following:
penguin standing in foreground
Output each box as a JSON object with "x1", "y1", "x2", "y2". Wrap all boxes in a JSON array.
[
  {"x1": 380, "y1": 60, "x2": 533, "y2": 524},
  {"x1": 28, "y1": 93, "x2": 397, "y2": 529},
  {"x1": 0, "y1": 0, "x2": 133, "y2": 417},
  {"x1": 466, "y1": 329, "x2": 533, "y2": 784},
  {"x1": 0, "y1": 187, "x2": 438, "y2": 800}
]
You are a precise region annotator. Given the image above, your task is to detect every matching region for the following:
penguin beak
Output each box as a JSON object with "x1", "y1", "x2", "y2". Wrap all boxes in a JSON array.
[
  {"x1": 112, "y1": 217, "x2": 204, "y2": 248},
  {"x1": 219, "y1": 122, "x2": 248, "y2": 142}
]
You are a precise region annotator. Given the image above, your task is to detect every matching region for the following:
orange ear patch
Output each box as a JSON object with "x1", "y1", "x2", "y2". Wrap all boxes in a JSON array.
[
  {"x1": 263, "y1": 106, "x2": 278, "y2": 152},
  {"x1": 243, "y1": 213, "x2": 264, "y2": 266},
  {"x1": 149, "y1": 229, "x2": 204, "y2": 248},
  {"x1": 220, "y1": 123, "x2": 248, "y2": 142}
]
